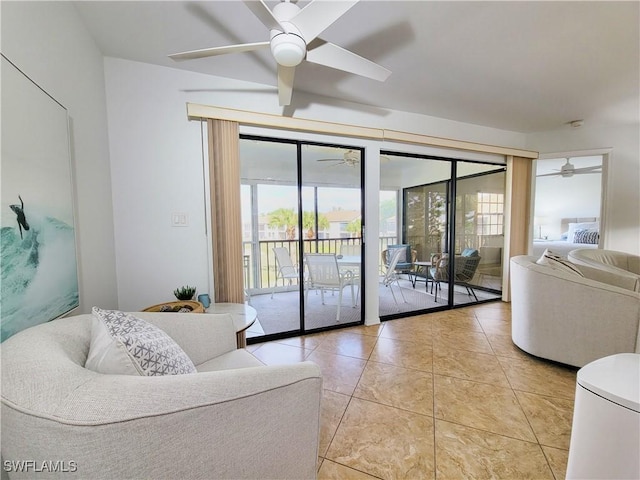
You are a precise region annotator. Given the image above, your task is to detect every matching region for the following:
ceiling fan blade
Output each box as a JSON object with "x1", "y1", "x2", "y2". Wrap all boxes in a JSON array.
[
  {"x1": 169, "y1": 42, "x2": 270, "y2": 61},
  {"x1": 574, "y1": 165, "x2": 602, "y2": 174},
  {"x1": 278, "y1": 64, "x2": 295, "y2": 106},
  {"x1": 306, "y1": 40, "x2": 391, "y2": 81},
  {"x1": 317, "y1": 158, "x2": 343, "y2": 162},
  {"x1": 243, "y1": 0, "x2": 285, "y2": 32},
  {"x1": 291, "y1": 0, "x2": 359, "y2": 43},
  {"x1": 536, "y1": 172, "x2": 563, "y2": 177}
]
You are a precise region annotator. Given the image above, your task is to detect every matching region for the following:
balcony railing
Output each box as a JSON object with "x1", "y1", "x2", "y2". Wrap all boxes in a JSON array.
[{"x1": 243, "y1": 236, "x2": 398, "y2": 292}]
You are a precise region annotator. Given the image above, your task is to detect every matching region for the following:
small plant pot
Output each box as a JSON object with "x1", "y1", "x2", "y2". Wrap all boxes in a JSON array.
[{"x1": 174, "y1": 285, "x2": 196, "y2": 301}]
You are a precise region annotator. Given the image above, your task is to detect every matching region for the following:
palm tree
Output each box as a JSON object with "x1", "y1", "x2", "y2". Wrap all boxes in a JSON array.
[
  {"x1": 268, "y1": 208, "x2": 298, "y2": 240},
  {"x1": 346, "y1": 218, "x2": 362, "y2": 238},
  {"x1": 303, "y1": 211, "x2": 329, "y2": 239}
]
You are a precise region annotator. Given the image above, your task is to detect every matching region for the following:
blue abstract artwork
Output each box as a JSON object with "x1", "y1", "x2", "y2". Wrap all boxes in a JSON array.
[{"x1": 1, "y1": 55, "x2": 79, "y2": 341}]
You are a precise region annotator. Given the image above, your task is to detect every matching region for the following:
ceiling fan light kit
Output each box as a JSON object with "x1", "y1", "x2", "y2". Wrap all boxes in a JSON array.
[
  {"x1": 270, "y1": 33, "x2": 306, "y2": 67},
  {"x1": 169, "y1": 0, "x2": 391, "y2": 106}
]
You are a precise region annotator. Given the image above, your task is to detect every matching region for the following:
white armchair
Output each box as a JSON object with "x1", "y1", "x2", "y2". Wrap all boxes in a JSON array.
[
  {"x1": 1, "y1": 312, "x2": 322, "y2": 479},
  {"x1": 510, "y1": 255, "x2": 640, "y2": 367}
]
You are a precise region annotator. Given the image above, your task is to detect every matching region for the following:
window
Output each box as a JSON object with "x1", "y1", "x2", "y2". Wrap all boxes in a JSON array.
[{"x1": 477, "y1": 192, "x2": 504, "y2": 235}]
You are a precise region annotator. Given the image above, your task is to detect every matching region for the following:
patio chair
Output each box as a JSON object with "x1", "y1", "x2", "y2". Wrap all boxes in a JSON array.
[
  {"x1": 381, "y1": 244, "x2": 417, "y2": 279},
  {"x1": 380, "y1": 247, "x2": 408, "y2": 309},
  {"x1": 271, "y1": 247, "x2": 301, "y2": 299},
  {"x1": 304, "y1": 253, "x2": 356, "y2": 322},
  {"x1": 429, "y1": 249, "x2": 481, "y2": 302}
]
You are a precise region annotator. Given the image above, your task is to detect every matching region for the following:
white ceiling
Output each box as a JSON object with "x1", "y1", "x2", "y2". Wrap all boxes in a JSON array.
[{"x1": 74, "y1": 0, "x2": 639, "y2": 134}]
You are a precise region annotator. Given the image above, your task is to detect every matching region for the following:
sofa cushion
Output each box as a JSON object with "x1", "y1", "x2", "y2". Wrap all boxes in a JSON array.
[
  {"x1": 536, "y1": 249, "x2": 584, "y2": 277},
  {"x1": 86, "y1": 307, "x2": 197, "y2": 376},
  {"x1": 197, "y1": 349, "x2": 265, "y2": 372}
]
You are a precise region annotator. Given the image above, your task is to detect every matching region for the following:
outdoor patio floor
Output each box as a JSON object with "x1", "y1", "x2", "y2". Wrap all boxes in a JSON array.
[{"x1": 247, "y1": 276, "x2": 502, "y2": 338}]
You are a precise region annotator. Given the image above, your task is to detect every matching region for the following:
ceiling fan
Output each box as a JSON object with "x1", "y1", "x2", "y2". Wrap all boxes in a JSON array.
[
  {"x1": 168, "y1": 0, "x2": 391, "y2": 106},
  {"x1": 536, "y1": 158, "x2": 602, "y2": 178},
  {"x1": 317, "y1": 149, "x2": 361, "y2": 167},
  {"x1": 316, "y1": 150, "x2": 390, "y2": 167}
]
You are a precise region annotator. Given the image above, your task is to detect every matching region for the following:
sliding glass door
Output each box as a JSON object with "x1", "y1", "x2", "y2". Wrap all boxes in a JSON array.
[
  {"x1": 452, "y1": 163, "x2": 506, "y2": 306},
  {"x1": 301, "y1": 144, "x2": 363, "y2": 330},
  {"x1": 381, "y1": 152, "x2": 504, "y2": 319},
  {"x1": 240, "y1": 137, "x2": 364, "y2": 341}
]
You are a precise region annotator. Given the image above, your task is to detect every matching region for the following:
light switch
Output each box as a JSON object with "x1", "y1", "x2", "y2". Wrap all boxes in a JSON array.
[{"x1": 171, "y1": 212, "x2": 188, "y2": 226}]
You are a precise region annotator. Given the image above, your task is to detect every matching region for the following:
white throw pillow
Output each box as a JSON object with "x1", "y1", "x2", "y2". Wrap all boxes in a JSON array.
[
  {"x1": 536, "y1": 249, "x2": 584, "y2": 277},
  {"x1": 86, "y1": 307, "x2": 197, "y2": 376}
]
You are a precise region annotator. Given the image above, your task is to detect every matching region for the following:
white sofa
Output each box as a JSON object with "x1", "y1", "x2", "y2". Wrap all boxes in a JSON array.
[
  {"x1": 510, "y1": 255, "x2": 640, "y2": 367},
  {"x1": 568, "y1": 248, "x2": 640, "y2": 292},
  {"x1": 1, "y1": 312, "x2": 322, "y2": 479}
]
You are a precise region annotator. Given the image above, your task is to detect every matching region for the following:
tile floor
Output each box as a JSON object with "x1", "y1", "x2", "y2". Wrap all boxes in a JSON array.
[{"x1": 247, "y1": 302, "x2": 578, "y2": 480}]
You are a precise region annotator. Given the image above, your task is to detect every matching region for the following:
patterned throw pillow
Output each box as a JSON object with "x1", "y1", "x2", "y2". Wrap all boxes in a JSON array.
[
  {"x1": 536, "y1": 249, "x2": 584, "y2": 277},
  {"x1": 86, "y1": 307, "x2": 197, "y2": 376},
  {"x1": 573, "y1": 229, "x2": 599, "y2": 244}
]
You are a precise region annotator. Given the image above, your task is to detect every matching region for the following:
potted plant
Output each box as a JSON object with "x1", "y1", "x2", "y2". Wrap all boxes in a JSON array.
[{"x1": 174, "y1": 285, "x2": 196, "y2": 301}]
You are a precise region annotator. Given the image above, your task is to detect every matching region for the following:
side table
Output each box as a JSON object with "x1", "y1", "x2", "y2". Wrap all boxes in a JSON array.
[
  {"x1": 411, "y1": 261, "x2": 432, "y2": 291},
  {"x1": 206, "y1": 303, "x2": 257, "y2": 348}
]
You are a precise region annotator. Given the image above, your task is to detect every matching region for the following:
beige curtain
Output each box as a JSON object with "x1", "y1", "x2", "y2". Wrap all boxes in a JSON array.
[
  {"x1": 207, "y1": 119, "x2": 244, "y2": 304},
  {"x1": 502, "y1": 155, "x2": 533, "y2": 300}
]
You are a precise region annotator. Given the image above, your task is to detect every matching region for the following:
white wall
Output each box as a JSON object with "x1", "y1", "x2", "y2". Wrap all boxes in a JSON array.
[
  {"x1": 1, "y1": 2, "x2": 118, "y2": 312},
  {"x1": 526, "y1": 124, "x2": 640, "y2": 254},
  {"x1": 103, "y1": 57, "x2": 531, "y2": 311}
]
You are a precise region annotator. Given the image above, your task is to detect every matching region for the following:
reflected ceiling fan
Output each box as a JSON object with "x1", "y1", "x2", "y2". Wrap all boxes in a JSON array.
[
  {"x1": 316, "y1": 150, "x2": 389, "y2": 167},
  {"x1": 168, "y1": 0, "x2": 391, "y2": 106},
  {"x1": 537, "y1": 158, "x2": 602, "y2": 178}
]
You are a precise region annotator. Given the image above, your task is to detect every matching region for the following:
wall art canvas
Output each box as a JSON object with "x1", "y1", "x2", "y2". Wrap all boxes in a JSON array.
[{"x1": 1, "y1": 55, "x2": 79, "y2": 341}]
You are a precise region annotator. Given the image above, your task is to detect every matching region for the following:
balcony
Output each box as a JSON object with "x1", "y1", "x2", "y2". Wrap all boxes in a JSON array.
[{"x1": 241, "y1": 236, "x2": 502, "y2": 340}]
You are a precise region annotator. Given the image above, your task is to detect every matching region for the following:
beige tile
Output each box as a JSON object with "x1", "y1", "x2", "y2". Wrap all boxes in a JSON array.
[
  {"x1": 326, "y1": 397, "x2": 435, "y2": 479},
  {"x1": 476, "y1": 316, "x2": 512, "y2": 336},
  {"x1": 431, "y1": 311, "x2": 484, "y2": 333},
  {"x1": 274, "y1": 334, "x2": 324, "y2": 350},
  {"x1": 497, "y1": 354, "x2": 578, "y2": 399},
  {"x1": 434, "y1": 375, "x2": 536, "y2": 442},
  {"x1": 250, "y1": 342, "x2": 310, "y2": 365},
  {"x1": 432, "y1": 328, "x2": 494, "y2": 355},
  {"x1": 307, "y1": 349, "x2": 367, "y2": 395},
  {"x1": 485, "y1": 333, "x2": 525, "y2": 358},
  {"x1": 380, "y1": 316, "x2": 433, "y2": 344},
  {"x1": 251, "y1": 303, "x2": 578, "y2": 479},
  {"x1": 316, "y1": 331, "x2": 378, "y2": 359},
  {"x1": 432, "y1": 348, "x2": 510, "y2": 387},
  {"x1": 369, "y1": 336, "x2": 432, "y2": 372},
  {"x1": 435, "y1": 419, "x2": 554, "y2": 479},
  {"x1": 354, "y1": 361, "x2": 433, "y2": 416},
  {"x1": 516, "y1": 391, "x2": 574, "y2": 449},
  {"x1": 319, "y1": 390, "x2": 351, "y2": 457},
  {"x1": 318, "y1": 459, "x2": 380, "y2": 479},
  {"x1": 473, "y1": 302, "x2": 511, "y2": 315},
  {"x1": 542, "y1": 445, "x2": 569, "y2": 480},
  {"x1": 344, "y1": 323, "x2": 384, "y2": 337}
]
